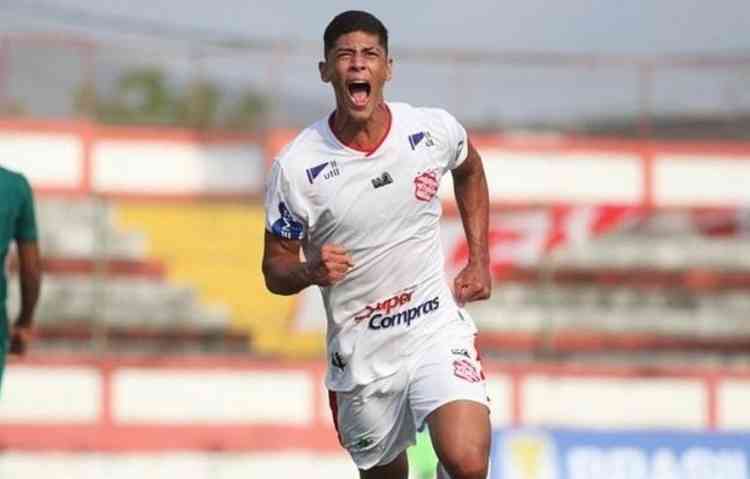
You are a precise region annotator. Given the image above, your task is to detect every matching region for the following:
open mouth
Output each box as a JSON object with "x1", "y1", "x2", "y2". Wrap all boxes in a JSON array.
[{"x1": 347, "y1": 80, "x2": 371, "y2": 108}]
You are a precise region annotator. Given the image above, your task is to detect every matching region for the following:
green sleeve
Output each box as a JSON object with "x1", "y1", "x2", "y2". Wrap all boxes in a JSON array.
[{"x1": 14, "y1": 175, "x2": 38, "y2": 242}]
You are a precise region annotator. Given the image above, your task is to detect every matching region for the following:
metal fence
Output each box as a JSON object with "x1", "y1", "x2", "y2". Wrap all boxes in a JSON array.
[{"x1": 2, "y1": 31, "x2": 750, "y2": 136}]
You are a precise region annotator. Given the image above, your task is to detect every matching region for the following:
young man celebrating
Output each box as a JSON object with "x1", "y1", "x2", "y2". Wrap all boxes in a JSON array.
[
  {"x1": 263, "y1": 10, "x2": 491, "y2": 479},
  {"x1": 1, "y1": 166, "x2": 41, "y2": 396}
]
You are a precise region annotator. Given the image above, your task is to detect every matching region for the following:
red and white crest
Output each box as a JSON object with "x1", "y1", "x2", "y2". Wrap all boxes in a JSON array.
[
  {"x1": 453, "y1": 359, "x2": 483, "y2": 383},
  {"x1": 414, "y1": 169, "x2": 439, "y2": 202}
]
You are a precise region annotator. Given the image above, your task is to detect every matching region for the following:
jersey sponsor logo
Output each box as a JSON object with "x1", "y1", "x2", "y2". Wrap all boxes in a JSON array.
[
  {"x1": 371, "y1": 171, "x2": 393, "y2": 189},
  {"x1": 408, "y1": 131, "x2": 434, "y2": 150},
  {"x1": 306, "y1": 161, "x2": 340, "y2": 184},
  {"x1": 368, "y1": 297, "x2": 440, "y2": 330},
  {"x1": 453, "y1": 358, "x2": 483, "y2": 383},
  {"x1": 414, "y1": 169, "x2": 439, "y2": 202},
  {"x1": 354, "y1": 286, "x2": 417, "y2": 323},
  {"x1": 270, "y1": 201, "x2": 305, "y2": 240}
]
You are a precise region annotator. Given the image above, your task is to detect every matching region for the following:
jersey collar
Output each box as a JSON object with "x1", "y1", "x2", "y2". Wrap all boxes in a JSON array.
[{"x1": 327, "y1": 103, "x2": 392, "y2": 157}]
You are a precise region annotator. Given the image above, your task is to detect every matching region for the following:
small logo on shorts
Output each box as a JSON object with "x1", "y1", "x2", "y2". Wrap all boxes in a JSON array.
[
  {"x1": 350, "y1": 436, "x2": 374, "y2": 452},
  {"x1": 451, "y1": 348, "x2": 471, "y2": 358},
  {"x1": 453, "y1": 359, "x2": 483, "y2": 383}
]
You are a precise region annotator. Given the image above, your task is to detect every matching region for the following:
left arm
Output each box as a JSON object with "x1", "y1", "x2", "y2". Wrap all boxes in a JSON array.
[
  {"x1": 451, "y1": 139, "x2": 491, "y2": 305},
  {"x1": 9, "y1": 241, "x2": 41, "y2": 356},
  {"x1": 10, "y1": 177, "x2": 41, "y2": 356}
]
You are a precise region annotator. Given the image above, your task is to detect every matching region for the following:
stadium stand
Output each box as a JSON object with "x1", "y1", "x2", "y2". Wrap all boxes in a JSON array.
[
  {"x1": 468, "y1": 208, "x2": 750, "y2": 358},
  {"x1": 5, "y1": 198, "x2": 240, "y2": 352},
  {"x1": 113, "y1": 201, "x2": 322, "y2": 356}
]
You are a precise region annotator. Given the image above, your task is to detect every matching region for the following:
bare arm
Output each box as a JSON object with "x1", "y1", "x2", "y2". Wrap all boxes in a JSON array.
[
  {"x1": 262, "y1": 231, "x2": 353, "y2": 295},
  {"x1": 451, "y1": 139, "x2": 491, "y2": 304},
  {"x1": 10, "y1": 241, "x2": 42, "y2": 355}
]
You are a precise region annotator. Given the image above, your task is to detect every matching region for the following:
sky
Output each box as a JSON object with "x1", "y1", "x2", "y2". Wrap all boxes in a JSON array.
[
  {"x1": 2, "y1": 0, "x2": 750, "y2": 126},
  {"x1": 5, "y1": 0, "x2": 749, "y2": 53}
]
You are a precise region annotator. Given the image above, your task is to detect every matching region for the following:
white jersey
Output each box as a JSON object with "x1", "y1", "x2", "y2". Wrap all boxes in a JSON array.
[{"x1": 265, "y1": 101, "x2": 475, "y2": 391}]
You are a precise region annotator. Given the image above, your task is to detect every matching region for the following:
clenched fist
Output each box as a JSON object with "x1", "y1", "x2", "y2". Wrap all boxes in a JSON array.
[
  {"x1": 306, "y1": 243, "x2": 354, "y2": 286},
  {"x1": 453, "y1": 262, "x2": 491, "y2": 306}
]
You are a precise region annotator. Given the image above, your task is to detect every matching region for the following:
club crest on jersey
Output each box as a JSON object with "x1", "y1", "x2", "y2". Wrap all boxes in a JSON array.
[
  {"x1": 414, "y1": 169, "x2": 439, "y2": 202},
  {"x1": 306, "y1": 161, "x2": 340, "y2": 184},
  {"x1": 408, "y1": 131, "x2": 434, "y2": 150},
  {"x1": 371, "y1": 171, "x2": 393, "y2": 189}
]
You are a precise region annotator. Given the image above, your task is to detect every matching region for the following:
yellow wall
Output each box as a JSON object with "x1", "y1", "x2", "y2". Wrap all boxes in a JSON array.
[{"x1": 115, "y1": 201, "x2": 323, "y2": 356}]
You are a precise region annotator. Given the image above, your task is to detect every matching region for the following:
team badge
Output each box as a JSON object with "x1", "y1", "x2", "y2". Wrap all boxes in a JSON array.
[
  {"x1": 414, "y1": 169, "x2": 439, "y2": 201},
  {"x1": 453, "y1": 359, "x2": 483, "y2": 383}
]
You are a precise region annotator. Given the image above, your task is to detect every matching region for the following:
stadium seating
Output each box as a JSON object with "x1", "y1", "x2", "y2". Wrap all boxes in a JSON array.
[
  {"x1": 5, "y1": 198, "x2": 233, "y2": 350},
  {"x1": 11, "y1": 198, "x2": 749, "y2": 358},
  {"x1": 467, "y1": 209, "x2": 750, "y2": 355}
]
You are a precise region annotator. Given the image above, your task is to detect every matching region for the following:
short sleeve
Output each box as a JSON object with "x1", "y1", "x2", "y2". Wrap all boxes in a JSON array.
[
  {"x1": 264, "y1": 160, "x2": 308, "y2": 241},
  {"x1": 436, "y1": 109, "x2": 469, "y2": 171},
  {"x1": 14, "y1": 174, "x2": 38, "y2": 242}
]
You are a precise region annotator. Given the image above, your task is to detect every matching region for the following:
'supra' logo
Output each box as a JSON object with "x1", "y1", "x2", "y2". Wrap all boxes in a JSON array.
[
  {"x1": 353, "y1": 287, "x2": 440, "y2": 331},
  {"x1": 354, "y1": 286, "x2": 417, "y2": 323}
]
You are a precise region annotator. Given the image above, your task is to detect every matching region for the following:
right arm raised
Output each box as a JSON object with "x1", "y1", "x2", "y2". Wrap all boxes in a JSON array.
[{"x1": 262, "y1": 231, "x2": 353, "y2": 295}]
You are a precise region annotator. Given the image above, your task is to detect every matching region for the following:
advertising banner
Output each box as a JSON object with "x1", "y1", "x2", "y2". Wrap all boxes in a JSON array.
[{"x1": 492, "y1": 428, "x2": 750, "y2": 479}]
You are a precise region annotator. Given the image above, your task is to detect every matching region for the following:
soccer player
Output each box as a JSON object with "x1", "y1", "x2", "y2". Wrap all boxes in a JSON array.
[
  {"x1": 0, "y1": 166, "x2": 41, "y2": 396},
  {"x1": 263, "y1": 10, "x2": 491, "y2": 479}
]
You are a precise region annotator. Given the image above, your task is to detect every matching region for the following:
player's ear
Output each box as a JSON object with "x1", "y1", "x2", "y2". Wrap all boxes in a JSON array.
[
  {"x1": 319, "y1": 60, "x2": 331, "y2": 83},
  {"x1": 385, "y1": 56, "x2": 393, "y2": 82}
]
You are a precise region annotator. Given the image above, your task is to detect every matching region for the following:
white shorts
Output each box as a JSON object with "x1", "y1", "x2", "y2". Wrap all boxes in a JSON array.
[{"x1": 328, "y1": 314, "x2": 490, "y2": 470}]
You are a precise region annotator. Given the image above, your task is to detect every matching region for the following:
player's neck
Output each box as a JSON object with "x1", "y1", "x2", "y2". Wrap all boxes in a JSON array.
[{"x1": 330, "y1": 103, "x2": 391, "y2": 154}]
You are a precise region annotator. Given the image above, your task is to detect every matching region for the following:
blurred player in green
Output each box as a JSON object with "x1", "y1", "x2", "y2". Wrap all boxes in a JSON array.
[
  {"x1": 408, "y1": 429, "x2": 439, "y2": 479},
  {"x1": 0, "y1": 166, "x2": 41, "y2": 396}
]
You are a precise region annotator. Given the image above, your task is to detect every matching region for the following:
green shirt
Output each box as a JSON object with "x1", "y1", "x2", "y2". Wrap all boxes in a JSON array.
[{"x1": 0, "y1": 167, "x2": 38, "y2": 335}]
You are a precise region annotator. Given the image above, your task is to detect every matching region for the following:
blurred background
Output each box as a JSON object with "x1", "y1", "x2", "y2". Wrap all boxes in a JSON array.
[{"x1": 1, "y1": 1, "x2": 750, "y2": 478}]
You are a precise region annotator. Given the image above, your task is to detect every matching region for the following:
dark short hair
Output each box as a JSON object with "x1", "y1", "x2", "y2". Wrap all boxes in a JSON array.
[{"x1": 323, "y1": 10, "x2": 388, "y2": 58}]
